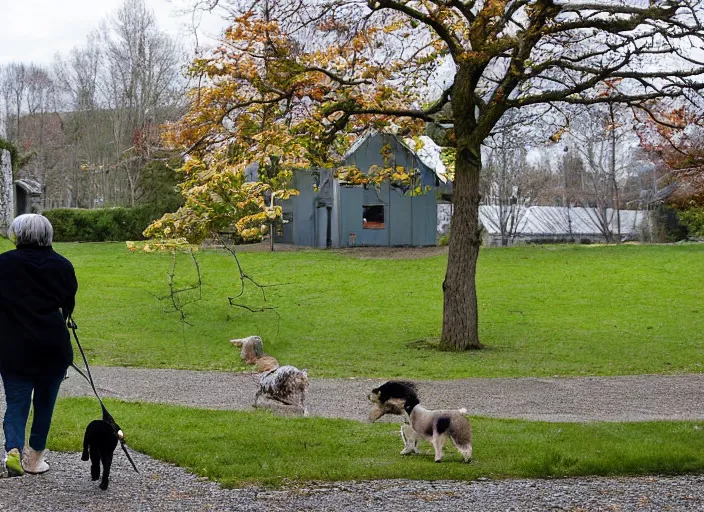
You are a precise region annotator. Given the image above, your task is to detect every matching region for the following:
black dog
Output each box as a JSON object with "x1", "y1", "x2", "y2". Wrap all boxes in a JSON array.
[{"x1": 81, "y1": 410, "x2": 123, "y2": 490}]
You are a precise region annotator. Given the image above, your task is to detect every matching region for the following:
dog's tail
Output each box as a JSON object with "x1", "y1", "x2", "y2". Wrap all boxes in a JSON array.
[
  {"x1": 81, "y1": 430, "x2": 90, "y2": 461},
  {"x1": 457, "y1": 408, "x2": 468, "y2": 414}
]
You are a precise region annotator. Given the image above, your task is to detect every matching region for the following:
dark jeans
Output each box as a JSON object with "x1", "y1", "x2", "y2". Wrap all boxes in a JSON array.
[{"x1": 1, "y1": 370, "x2": 66, "y2": 452}]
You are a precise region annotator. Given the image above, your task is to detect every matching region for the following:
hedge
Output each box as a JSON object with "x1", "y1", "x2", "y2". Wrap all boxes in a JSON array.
[
  {"x1": 678, "y1": 206, "x2": 704, "y2": 239},
  {"x1": 44, "y1": 205, "x2": 172, "y2": 242}
]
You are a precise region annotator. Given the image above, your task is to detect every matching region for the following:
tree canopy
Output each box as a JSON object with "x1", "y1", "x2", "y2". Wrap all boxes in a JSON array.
[
  {"x1": 153, "y1": 0, "x2": 704, "y2": 350},
  {"x1": 637, "y1": 103, "x2": 704, "y2": 206}
]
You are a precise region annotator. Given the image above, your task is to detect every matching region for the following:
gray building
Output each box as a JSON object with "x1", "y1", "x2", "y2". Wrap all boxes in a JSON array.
[
  {"x1": 14, "y1": 179, "x2": 43, "y2": 215},
  {"x1": 475, "y1": 205, "x2": 650, "y2": 246},
  {"x1": 271, "y1": 132, "x2": 449, "y2": 248},
  {"x1": 0, "y1": 149, "x2": 43, "y2": 232}
]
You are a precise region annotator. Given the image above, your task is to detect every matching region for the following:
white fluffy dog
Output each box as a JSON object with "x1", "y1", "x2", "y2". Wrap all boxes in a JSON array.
[
  {"x1": 369, "y1": 380, "x2": 472, "y2": 463},
  {"x1": 254, "y1": 365, "x2": 309, "y2": 415}
]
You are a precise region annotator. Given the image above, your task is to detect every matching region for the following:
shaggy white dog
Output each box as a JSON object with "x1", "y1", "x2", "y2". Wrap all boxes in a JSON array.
[{"x1": 254, "y1": 365, "x2": 309, "y2": 415}]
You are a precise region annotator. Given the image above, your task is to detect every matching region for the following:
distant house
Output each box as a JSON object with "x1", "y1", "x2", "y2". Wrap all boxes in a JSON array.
[
  {"x1": 476, "y1": 205, "x2": 649, "y2": 246},
  {"x1": 262, "y1": 132, "x2": 450, "y2": 247},
  {"x1": 1, "y1": 148, "x2": 43, "y2": 226},
  {"x1": 14, "y1": 179, "x2": 43, "y2": 215}
]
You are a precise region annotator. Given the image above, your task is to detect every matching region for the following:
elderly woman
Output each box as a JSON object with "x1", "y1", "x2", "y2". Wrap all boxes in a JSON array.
[{"x1": 0, "y1": 214, "x2": 77, "y2": 477}]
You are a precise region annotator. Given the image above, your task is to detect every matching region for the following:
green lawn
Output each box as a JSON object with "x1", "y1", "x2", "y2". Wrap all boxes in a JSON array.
[
  {"x1": 50, "y1": 398, "x2": 704, "y2": 487},
  {"x1": 2, "y1": 238, "x2": 703, "y2": 378}
]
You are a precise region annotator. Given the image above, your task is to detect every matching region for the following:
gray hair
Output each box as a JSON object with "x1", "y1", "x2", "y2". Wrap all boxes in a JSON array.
[{"x1": 8, "y1": 214, "x2": 54, "y2": 247}]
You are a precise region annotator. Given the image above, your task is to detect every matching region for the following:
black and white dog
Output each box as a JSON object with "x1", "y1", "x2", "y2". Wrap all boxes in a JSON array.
[
  {"x1": 369, "y1": 380, "x2": 472, "y2": 463},
  {"x1": 254, "y1": 365, "x2": 309, "y2": 415}
]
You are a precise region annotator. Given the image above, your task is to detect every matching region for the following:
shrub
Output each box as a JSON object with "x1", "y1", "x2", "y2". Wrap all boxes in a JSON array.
[
  {"x1": 44, "y1": 205, "x2": 176, "y2": 242},
  {"x1": 437, "y1": 232, "x2": 450, "y2": 247},
  {"x1": 677, "y1": 206, "x2": 704, "y2": 239},
  {"x1": 136, "y1": 157, "x2": 183, "y2": 210},
  {"x1": 649, "y1": 205, "x2": 688, "y2": 243}
]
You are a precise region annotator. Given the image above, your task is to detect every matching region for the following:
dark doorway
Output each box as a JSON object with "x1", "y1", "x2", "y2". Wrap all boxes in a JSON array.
[{"x1": 15, "y1": 185, "x2": 28, "y2": 215}]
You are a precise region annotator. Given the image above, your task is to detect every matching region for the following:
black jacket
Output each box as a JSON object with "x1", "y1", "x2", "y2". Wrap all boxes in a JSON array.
[{"x1": 0, "y1": 244, "x2": 78, "y2": 377}]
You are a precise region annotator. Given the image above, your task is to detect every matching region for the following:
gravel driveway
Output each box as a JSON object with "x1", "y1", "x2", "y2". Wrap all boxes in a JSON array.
[
  {"x1": 57, "y1": 366, "x2": 704, "y2": 423},
  {"x1": 1, "y1": 453, "x2": 704, "y2": 512},
  {"x1": 2, "y1": 367, "x2": 704, "y2": 511}
]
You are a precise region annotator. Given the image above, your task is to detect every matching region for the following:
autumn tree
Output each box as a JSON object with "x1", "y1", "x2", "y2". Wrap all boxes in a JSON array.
[
  {"x1": 160, "y1": 0, "x2": 704, "y2": 350},
  {"x1": 635, "y1": 101, "x2": 704, "y2": 238},
  {"x1": 636, "y1": 103, "x2": 704, "y2": 206}
]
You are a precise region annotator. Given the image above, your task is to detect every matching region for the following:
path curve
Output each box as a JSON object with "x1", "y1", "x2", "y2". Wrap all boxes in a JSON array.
[
  {"x1": 58, "y1": 366, "x2": 704, "y2": 423},
  {"x1": 3, "y1": 368, "x2": 704, "y2": 511}
]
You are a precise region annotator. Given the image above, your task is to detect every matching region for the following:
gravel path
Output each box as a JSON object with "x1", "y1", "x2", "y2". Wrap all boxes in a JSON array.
[
  {"x1": 58, "y1": 366, "x2": 704, "y2": 423},
  {"x1": 1, "y1": 454, "x2": 704, "y2": 512},
  {"x1": 2, "y1": 367, "x2": 704, "y2": 511}
]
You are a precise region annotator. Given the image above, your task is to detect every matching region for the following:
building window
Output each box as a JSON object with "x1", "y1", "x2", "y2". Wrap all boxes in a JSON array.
[{"x1": 363, "y1": 205, "x2": 385, "y2": 229}]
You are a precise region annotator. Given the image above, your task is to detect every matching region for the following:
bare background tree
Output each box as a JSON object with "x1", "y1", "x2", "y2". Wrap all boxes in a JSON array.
[
  {"x1": 562, "y1": 104, "x2": 640, "y2": 242},
  {"x1": 98, "y1": 0, "x2": 184, "y2": 206},
  {"x1": 481, "y1": 124, "x2": 553, "y2": 246},
  {"x1": 0, "y1": 0, "x2": 186, "y2": 210}
]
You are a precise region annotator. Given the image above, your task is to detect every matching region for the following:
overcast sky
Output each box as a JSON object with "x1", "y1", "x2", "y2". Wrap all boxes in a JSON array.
[{"x1": 0, "y1": 0, "x2": 225, "y2": 66}]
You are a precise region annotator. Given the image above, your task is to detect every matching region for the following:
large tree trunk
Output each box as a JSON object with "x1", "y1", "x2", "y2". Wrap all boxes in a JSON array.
[{"x1": 440, "y1": 146, "x2": 483, "y2": 350}]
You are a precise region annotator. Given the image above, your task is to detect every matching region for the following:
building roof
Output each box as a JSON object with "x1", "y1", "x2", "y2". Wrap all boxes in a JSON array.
[
  {"x1": 479, "y1": 205, "x2": 648, "y2": 237},
  {"x1": 14, "y1": 179, "x2": 42, "y2": 195},
  {"x1": 343, "y1": 130, "x2": 377, "y2": 160},
  {"x1": 344, "y1": 130, "x2": 451, "y2": 184},
  {"x1": 400, "y1": 136, "x2": 449, "y2": 184}
]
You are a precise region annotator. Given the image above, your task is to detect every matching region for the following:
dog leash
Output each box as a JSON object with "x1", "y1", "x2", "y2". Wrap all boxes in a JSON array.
[{"x1": 67, "y1": 317, "x2": 139, "y2": 473}]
